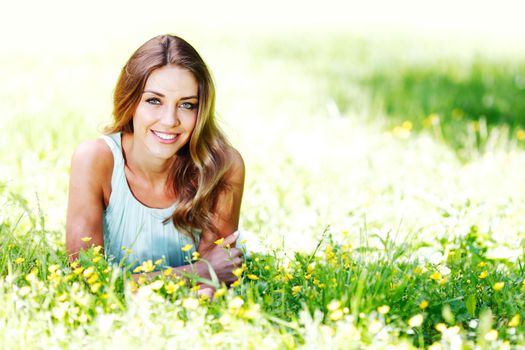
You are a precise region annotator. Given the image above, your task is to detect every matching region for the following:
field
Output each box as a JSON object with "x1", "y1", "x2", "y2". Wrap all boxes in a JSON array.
[{"x1": 1, "y1": 28, "x2": 525, "y2": 349}]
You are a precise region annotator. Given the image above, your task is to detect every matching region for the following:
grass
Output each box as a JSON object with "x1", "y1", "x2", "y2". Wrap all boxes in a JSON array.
[{"x1": 1, "y1": 32, "x2": 525, "y2": 349}]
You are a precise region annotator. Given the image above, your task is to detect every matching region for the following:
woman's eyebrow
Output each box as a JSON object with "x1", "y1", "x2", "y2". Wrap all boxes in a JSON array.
[{"x1": 143, "y1": 90, "x2": 198, "y2": 100}]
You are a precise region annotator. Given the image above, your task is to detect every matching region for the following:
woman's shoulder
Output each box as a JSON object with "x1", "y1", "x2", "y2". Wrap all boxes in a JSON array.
[
  {"x1": 224, "y1": 146, "x2": 245, "y2": 185},
  {"x1": 70, "y1": 137, "x2": 114, "y2": 183}
]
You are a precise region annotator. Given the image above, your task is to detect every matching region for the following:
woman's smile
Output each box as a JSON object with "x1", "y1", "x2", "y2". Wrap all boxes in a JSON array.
[{"x1": 151, "y1": 130, "x2": 180, "y2": 143}]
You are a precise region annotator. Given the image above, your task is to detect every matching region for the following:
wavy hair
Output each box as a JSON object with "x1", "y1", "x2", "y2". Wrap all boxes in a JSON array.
[{"x1": 104, "y1": 34, "x2": 232, "y2": 242}]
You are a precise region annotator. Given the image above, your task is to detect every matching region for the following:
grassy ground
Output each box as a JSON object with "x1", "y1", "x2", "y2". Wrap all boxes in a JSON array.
[{"x1": 1, "y1": 32, "x2": 525, "y2": 349}]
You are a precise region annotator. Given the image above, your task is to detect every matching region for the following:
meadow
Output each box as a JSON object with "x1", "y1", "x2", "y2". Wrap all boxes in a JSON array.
[{"x1": 1, "y1": 31, "x2": 525, "y2": 349}]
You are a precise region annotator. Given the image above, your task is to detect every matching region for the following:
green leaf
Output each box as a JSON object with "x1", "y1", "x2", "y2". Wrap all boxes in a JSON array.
[{"x1": 465, "y1": 294, "x2": 477, "y2": 317}]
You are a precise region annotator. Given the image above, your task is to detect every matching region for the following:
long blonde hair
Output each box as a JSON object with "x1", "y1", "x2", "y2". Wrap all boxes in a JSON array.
[{"x1": 105, "y1": 34, "x2": 232, "y2": 241}]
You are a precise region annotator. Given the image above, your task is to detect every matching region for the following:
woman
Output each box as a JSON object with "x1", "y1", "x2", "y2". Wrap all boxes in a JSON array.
[{"x1": 66, "y1": 34, "x2": 245, "y2": 296}]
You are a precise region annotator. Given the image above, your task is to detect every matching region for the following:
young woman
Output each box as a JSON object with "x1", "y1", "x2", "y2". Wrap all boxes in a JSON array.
[{"x1": 66, "y1": 34, "x2": 245, "y2": 297}]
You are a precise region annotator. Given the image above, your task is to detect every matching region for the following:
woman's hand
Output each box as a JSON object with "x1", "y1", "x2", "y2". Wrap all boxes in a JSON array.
[{"x1": 199, "y1": 231, "x2": 243, "y2": 285}]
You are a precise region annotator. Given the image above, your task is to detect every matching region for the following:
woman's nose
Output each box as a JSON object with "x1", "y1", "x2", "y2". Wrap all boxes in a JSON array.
[{"x1": 161, "y1": 105, "x2": 181, "y2": 126}]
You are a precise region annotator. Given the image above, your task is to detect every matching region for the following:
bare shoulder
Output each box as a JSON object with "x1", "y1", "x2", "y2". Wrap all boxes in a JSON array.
[
  {"x1": 225, "y1": 146, "x2": 245, "y2": 185},
  {"x1": 70, "y1": 138, "x2": 114, "y2": 187},
  {"x1": 72, "y1": 138, "x2": 112, "y2": 169}
]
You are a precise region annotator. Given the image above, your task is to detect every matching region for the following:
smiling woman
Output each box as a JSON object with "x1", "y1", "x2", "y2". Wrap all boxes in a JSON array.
[{"x1": 65, "y1": 35, "x2": 245, "y2": 298}]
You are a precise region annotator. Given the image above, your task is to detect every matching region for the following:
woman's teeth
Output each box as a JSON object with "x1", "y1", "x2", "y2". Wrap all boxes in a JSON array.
[{"x1": 153, "y1": 131, "x2": 178, "y2": 140}]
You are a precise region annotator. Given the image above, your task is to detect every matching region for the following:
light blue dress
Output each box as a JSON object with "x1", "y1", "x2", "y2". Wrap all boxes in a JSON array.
[{"x1": 101, "y1": 132, "x2": 199, "y2": 271}]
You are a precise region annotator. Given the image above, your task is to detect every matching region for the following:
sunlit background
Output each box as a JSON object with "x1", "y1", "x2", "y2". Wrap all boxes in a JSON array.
[{"x1": 1, "y1": 0, "x2": 525, "y2": 254}]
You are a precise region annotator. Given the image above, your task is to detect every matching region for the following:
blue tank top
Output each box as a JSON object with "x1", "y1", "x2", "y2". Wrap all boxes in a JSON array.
[{"x1": 101, "y1": 132, "x2": 200, "y2": 270}]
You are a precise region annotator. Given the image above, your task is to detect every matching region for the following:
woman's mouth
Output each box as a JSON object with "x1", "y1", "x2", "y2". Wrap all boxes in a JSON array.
[{"x1": 151, "y1": 130, "x2": 180, "y2": 144}]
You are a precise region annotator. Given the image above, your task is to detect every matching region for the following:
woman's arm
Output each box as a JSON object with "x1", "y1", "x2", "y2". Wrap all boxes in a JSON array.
[{"x1": 66, "y1": 140, "x2": 111, "y2": 261}]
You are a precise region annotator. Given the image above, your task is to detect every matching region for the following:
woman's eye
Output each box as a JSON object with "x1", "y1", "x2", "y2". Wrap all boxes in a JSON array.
[
  {"x1": 180, "y1": 102, "x2": 197, "y2": 110},
  {"x1": 146, "y1": 98, "x2": 161, "y2": 105}
]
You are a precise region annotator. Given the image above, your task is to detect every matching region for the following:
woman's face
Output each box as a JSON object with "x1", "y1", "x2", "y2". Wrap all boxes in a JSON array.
[{"x1": 132, "y1": 65, "x2": 199, "y2": 160}]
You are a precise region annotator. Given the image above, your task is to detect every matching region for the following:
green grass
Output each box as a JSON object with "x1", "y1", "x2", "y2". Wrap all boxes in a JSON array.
[{"x1": 1, "y1": 32, "x2": 525, "y2": 349}]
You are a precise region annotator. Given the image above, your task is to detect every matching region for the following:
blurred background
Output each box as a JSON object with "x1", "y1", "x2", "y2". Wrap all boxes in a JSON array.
[{"x1": 1, "y1": 0, "x2": 525, "y2": 256}]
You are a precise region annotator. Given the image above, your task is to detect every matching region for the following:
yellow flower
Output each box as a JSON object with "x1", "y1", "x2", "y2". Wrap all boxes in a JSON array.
[
  {"x1": 247, "y1": 274, "x2": 259, "y2": 281},
  {"x1": 377, "y1": 305, "x2": 390, "y2": 314},
  {"x1": 70, "y1": 261, "x2": 79, "y2": 269},
  {"x1": 81, "y1": 236, "x2": 92, "y2": 242},
  {"x1": 229, "y1": 297, "x2": 244, "y2": 309},
  {"x1": 230, "y1": 279, "x2": 241, "y2": 287},
  {"x1": 73, "y1": 267, "x2": 84, "y2": 275},
  {"x1": 413, "y1": 266, "x2": 423, "y2": 274},
  {"x1": 499, "y1": 341, "x2": 511, "y2": 350},
  {"x1": 232, "y1": 268, "x2": 244, "y2": 277},
  {"x1": 419, "y1": 300, "x2": 429, "y2": 309},
  {"x1": 484, "y1": 329, "x2": 498, "y2": 341},
  {"x1": 508, "y1": 314, "x2": 520, "y2": 327},
  {"x1": 478, "y1": 271, "x2": 488, "y2": 279},
  {"x1": 182, "y1": 297, "x2": 199, "y2": 309},
  {"x1": 408, "y1": 314, "x2": 424, "y2": 328},
  {"x1": 240, "y1": 239, "x2": 247, "y2": 244},
  {"x1": 291, "y1": 286, "x2": 302, "y2": 295},
  {"x1": 307, "y1": 264, "x2": 315, "y2": 274},
  {"x1": 93, "y1": 245, "x2": 103, "y2": 254},
  {"x1": 48, "y1": 265, "x2": 60, "y2": 273},
  {"x1": 133, "y1": 265, "x2": 143, "y2": 273},
  {"x1": 90, "y1": 283, "x2": 102, "y2": 293},
  {"x1": 87, "y1": 273, "x2": 98, "y2": 285},
  {"x1": 181, "y1": 244, "x2": 193, "y2": 252},
  {"x1": 428, "y1": 342, "x2": 442, "y2": 350},
  {"x1": 493, "y1": 282, "x2": 505, "y2": 291},
  {"x1": 163, "y1": 267, "x2": 173, "y2": 276},
  {"x1": 517, "y1": 129, "x2": 525, "y2": 141},
  {"x1": 165, "y1": 282, "x2": 178, "y2": 294},
  {"x1": 15, "y1": 257, "x2": 25, "y2": 264},
  {"x1": 329, "y1": 309, "x2": 343, "y2": 321},
  {"x1": 429, "y1": 271, "x2": 442, "y2": 281},
  {"x1": 478, "y1": 261, "x2": 486, "y2": 267},
  {"x1": 149, "y1": 280, "x2": 164, "y2": 291},
  {"x1": 83, "y1": 266, "x2": 95, "y2": 278},
  {"x1": 154, "y1": 258, "x2": 163, "y2": 265},
  {"x1": 192, "y1": 252, "x2": 200, "y2": 261},
  {"x1": 214, "y1": 238, "x2": 224, "y2": 245},
  {"x1": 327, "y1": 300, "x2": 341, "y2": 312},
  {"x1": 92, "y1": 256, "x2": 102, "y2": 263},
  {"x1": 435, "y1": 323, "x2": 447, "y2": 332},
  {"x1": 213, "y1": 287, "x2": 227, "y2": 299},
  {"x1": 19, "y1": 286, "x2": 31, "y2": 297},
  {"x1": 191, "y1": 285, "x2": 201, "y2": 292},
  {"x1": 140, "y1": 260, "x2": 155, "y2": 273}
]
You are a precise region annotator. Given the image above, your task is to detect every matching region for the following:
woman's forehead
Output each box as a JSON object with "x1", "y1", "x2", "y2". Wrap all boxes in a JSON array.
[{"x1": 144, "y1": 65, "x2": 198, "y2": 96}]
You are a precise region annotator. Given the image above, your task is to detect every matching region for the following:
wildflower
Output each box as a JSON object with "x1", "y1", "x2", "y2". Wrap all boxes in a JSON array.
[
  {"x1": 230, "y1": 279, "x2": 241, "y2": 287},
  {"x1": 413, "y1": 266, "x2": 423, "y2": 274},
  {"x1": 430, "y1": 271, "x2": 442, "y2": 281},
  {"x1": 48, "y1": 265, "x2": 60, "y2": 273},
  {"x1": 377, "y1": 305, "x2": 390, "y2": 314},
  {"x1": 408, "y1": 314, "x2": 424, "y2": 328},
  {"x1": 182, "y1": 297, "x2": 199, "y2": 309},
  {"x1": 419, "y1": 300, "x2": 429, "y2": 309},
  {"x1": 70, "y1": 261, "x2": 79, "y2": 269},
  {"x1": 517, "y1": 129, "x2": 525, "y2": 141},
  {"x1": 181, "y1": 244, "x2": 193, "y2": 252},
  {"x1": 191, "y1": 285, "x2": 201, "y2": 292},
  {"x1": 478, "y1": 261, "x2": 486, "y2": 267},
  {"x1": 484, "y1": 329, "x2": 498, "y2": 341},
  {"x1": 478, "y1": 271, "x2": 488, "y2": 279},
  {"x1": 163, "y1": 267, "x2": 173, "y2": 276},
  {"x1": 83, "y1": 266, "x2": 95, "y2": 278},
  {"x1": 90, "y1": 283, "x2": 102, "y2": 293},
  {"x1": 87, "y1": 273, "x2": 98, "y2": 285},
  {"x1": 435, "y1": 323, "x2": 447, "y2": 332},
  {"x1": 154, "y1": 258, "x2": 163, "y2": 266},
  {"x1": 149, "y1": 280, "x2": 164, "y2": 291},
  {"x1": 493, "y1": 282, "x2": 505, "y2": 291},
  {"x1": 19, "y1": 286, "x2": 31, "y2": 296},
  {"x1": 214, "y1": 238, "x2": 224, "y2": 245},
  {"x1": 247, "y1": 274, "x2": 259, "y2": 281},
  {"x1": 428, "y1": 343, "x2": 442, "y2": 350},
  {"x1": 140, "y1": 260, "x2": 155, "y2": 273},
  {"x1": 508, "y1": 314, "x2": 520, "y2": 327},
  {"x1": 500, "y1": 341, "x2": 511, "y2": 350},
  {"x1": 229, "y1": 297, "x2": 244, "y2": 309},
  {"x1": 25, "y1": 269, "x2": 38, "y2": 282},
  {"x1": 291, "y1": 286, "x2": 302, "y2": 295},
  {"x1": 329, "y1": 309, "x2": 344, "y2": 321},
  {"x1": 81, "y1": 236, "x2": 92, "y2": 242},
  {"x1": 214, "y1": 287, "x2": 227, "y2": 299},
  {"x1": 232, "y1": 268, "x2": 244, "y2": 277},
  {"x1": 133, "y1": 265, "x2": 143, "y2": 273},
  {"x1": 240, "y1": 239, "x2": 247, "y2": 244},
  {"x1": 327, "y1": 300, "x2": 341, "y2": 312},
  {"x1": 92, "y1": 256, "x2": 102, "y2": 263},
  {"x1": 307, "y1": 264, "x2": 315, "y2": 274},
  {"x1": 93, "y1": 245, "x2": 103, "y2": 254},
  {"x1": 192, "y1": 252, "x2": 200, "y2": 261},
  {"x1": 15, "y1": 257, "x2": 25, "y2": 264},
  {"x1": 165, "y1": 281, "x2": 178, "y2": 294}
]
